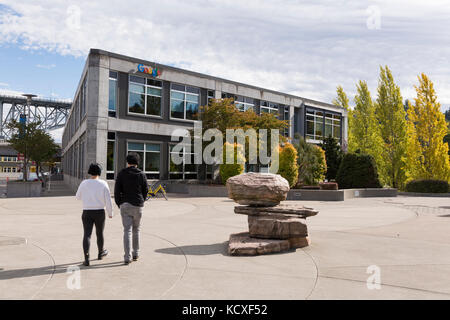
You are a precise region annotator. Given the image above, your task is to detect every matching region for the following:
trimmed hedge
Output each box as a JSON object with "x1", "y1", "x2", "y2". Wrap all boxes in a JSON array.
[
  {"x1": 278, "y1": 143, "x2": 299, "y2": 188},
  {"x1": 405, "y1": 179, "x2": 449, "y2": 193},
  {"x1": 336, "y1": 153, "x2": 382, "y2": 189}
]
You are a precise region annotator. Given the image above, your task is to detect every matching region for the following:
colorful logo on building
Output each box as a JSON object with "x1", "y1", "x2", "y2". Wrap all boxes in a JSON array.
[{"x1": 137, "y1": 64, "x2": 162, "y2": 77}]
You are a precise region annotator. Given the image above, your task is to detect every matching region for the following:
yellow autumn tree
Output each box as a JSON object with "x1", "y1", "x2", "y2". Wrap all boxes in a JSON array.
[{"x1": 406, "y1": 73, "x2": 450, "y2": 181}]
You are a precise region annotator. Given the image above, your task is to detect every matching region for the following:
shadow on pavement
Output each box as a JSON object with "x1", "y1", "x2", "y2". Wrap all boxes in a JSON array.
[
  {"x1": 155, "y1": 242, "x2": 228, "y2": 256},
  {"x1": 0, "y1": 261, "x2": 124, "y2": 280}
]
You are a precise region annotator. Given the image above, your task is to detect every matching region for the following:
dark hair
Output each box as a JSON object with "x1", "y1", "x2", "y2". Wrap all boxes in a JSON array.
[
  {"x1": 127, "y1": 153, "x2": 140, "y2": 165},
  {"x1": 87, "y1": 163, "x2": 102, "y2": 176}
]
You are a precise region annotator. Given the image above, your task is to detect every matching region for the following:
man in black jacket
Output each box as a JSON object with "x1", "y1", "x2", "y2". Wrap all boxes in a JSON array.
[{"x1": 114, "y1": 153, "x2": 149, "y2": 265}]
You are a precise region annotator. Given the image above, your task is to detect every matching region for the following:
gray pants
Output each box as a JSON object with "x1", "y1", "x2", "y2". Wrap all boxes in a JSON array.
[{"x1": 120, "y1": 202, "x2": 143, "y2": 261}]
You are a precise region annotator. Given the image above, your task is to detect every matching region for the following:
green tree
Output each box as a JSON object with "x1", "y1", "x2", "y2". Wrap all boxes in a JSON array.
[
  {"x1": 278, "y1": 142, "x2": 299, "y2": 187},
  {"x1": 349, "y1": 81, "x2": 383, "y2": 162},
  {"x1": 320, "y1": 135, "x2": 343, "y2": 181},
  {"x1": 405, "y1": 74, "x2": 450, "y2": 182},
  {"x1": 28, "y1": 130, "x2": 59, "y2": 182},
  {"x1": 220, "y1": 142, "x2": 245, "y2": 184},
  {"x1": 374, "y1": 66, "x2": 408, "y2": 188},
  {"x1": 332, "y1": 85, "x2": 349, "y2": 110},
  {"x1": 294, "y1": 135, "x2": 327, "y2": 186}
]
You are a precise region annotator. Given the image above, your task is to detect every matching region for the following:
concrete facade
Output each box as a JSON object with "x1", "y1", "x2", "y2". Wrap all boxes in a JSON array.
[{"x1": 61, "y1": 49, "x2": 348, "y2": 191}]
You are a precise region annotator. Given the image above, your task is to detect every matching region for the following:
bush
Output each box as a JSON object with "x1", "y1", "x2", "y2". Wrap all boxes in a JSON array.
[
  {"x1": 294, "y1": 136, "x2": 327, "y2": 186},
  {"x1": 320, "y1": 135, "x2": 343, "y2": 181},
  {"x1": 220, "y1": 142, "x2": 245, "y2": 184},
  {"x1": 278, "y1": 143, "x2": 299, "y2": 187},
  {"x1": 405, "y1": 179, "x2": 449, "y2": 193},
  {"x1": 336, "y1": 153, "x2": 381, "y2": 189}
]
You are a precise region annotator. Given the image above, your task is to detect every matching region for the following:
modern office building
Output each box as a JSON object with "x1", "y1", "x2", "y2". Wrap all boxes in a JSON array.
[{"x1": 62, "y1": 49, "x2": 348, "y2": 190}]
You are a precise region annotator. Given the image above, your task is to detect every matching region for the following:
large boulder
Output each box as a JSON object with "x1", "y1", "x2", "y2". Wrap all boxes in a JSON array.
[
  {"x1": 248, "y1": 215, "x2": 308, "y2": 239},
  {"x1": 226, "y1": 173, "x2": 290, "y2": 206}
]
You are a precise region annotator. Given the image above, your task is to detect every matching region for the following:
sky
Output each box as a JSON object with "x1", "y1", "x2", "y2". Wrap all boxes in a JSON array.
[{"x1": 0, "y1": 0, "x2": 449, "y2": 141}]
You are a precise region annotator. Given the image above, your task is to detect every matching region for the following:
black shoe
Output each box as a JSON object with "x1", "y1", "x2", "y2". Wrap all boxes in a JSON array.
[
  {"x1": 133, "y1": 255, "x2": 139, "y2": 261},
  {"x1": 124, "y1": 260, "x2": 131, "y2": 265},
  {"x1": 98, "y1": 249, "x2": 108, "y2": 260},
  {"x1": 83, "y1": 254, "x2": 89, "y2": 266}
]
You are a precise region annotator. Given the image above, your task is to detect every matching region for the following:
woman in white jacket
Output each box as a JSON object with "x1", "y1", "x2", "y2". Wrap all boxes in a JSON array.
[{"x1": 76, "y1": 163, "x2": 114, "y2": 266}]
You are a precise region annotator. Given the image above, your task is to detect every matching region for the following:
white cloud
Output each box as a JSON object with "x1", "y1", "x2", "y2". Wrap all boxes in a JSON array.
[
  {"x1": 35, "y1": 63, "x2": 56, "y2": 69},
  {"x1": 0, "y1": 82, "x2": 9, "y2": 87},
  {"x1": 0, "y1": 0, "x2": 449, "y2": 109}
]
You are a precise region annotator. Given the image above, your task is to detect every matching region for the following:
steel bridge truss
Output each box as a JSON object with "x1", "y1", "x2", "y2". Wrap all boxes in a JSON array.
[{"x1": 0, "y1": 95, "x2": 72, "y2": 140}]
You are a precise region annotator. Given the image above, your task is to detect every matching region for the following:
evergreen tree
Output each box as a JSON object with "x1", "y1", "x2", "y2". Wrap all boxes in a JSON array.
[
  {"x1": 375, "y1": 66, "x2": 408, "y2": 188},
  {"x1": 320, "y1": 135, "x2": 342, "y2": 181},
  {"x1": 406, "y1": 74, "x2": 450, "y2": 181}
]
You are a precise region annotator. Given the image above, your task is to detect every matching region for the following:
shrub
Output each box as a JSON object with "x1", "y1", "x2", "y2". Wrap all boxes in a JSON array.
[
  {"x1": 278, "y1": 143, "x2": 299, "y2": 187},
  {"x1": 336, "y1": 153, "x2": 382, "y2": 189},
  {"x1": 405, "y1": 179, "x2": 449, "y2": 193},
  {"x1": 220, "y1": 142, "x2": 245, "y2": 184},
  {"x1": 320, "y1": 135, "x2": 343, "y2": 181},
  {"x1": 294, "y1": 136, "x2": 327, "y2": 186}
]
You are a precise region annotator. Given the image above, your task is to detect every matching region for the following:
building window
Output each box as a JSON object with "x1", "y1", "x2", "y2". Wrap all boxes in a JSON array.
[
  {"x1": 127, "y1": 141, "x2": 161, "y2": 179},
  {"x1": 109, "y1": 71, "x2": 118, "y2": 117},
  {"x1": 107, "y1": 132, "x2": 115, "y2": 180},
  {"x1": 306, "y1": 108, "x2": 341, "y2": 142},
  {"x1": 221, "y1": 93, "x2": 254, "y2": 112},
  {"x1": 169, "y1": 143, "x2": 197, "y2": 179},
  {"x1": 260, "y1": 101, "x2": 279, "y2": 116},
  {"x1": 128, "y1": 75, "x2": 162, "y2": 117},
  {"x1": 170, "y1": 84, "x2": 200, "y2": 120},
  {"x1": 207, "y1": 90, "x2": 215, "y2": 105}
]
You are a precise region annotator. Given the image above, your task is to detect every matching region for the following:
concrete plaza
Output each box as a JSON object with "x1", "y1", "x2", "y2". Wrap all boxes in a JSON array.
[{"x1": 1, "y1": 192, "x2": 450, "y2": 299}]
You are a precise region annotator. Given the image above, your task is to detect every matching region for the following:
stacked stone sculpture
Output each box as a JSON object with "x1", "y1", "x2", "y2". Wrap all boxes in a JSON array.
[{"x1": 226, "y1": 173, "x2": 318, "y2": 256}]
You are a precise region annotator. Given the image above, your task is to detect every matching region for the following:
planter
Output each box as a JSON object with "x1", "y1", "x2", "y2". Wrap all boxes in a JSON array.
[{"x1": 7, "y1": 180, "x2": 42, "y2": 198}]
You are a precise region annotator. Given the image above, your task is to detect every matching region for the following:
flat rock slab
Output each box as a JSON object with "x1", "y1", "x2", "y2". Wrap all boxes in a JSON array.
[
  {"x1": 228, "y1": 232, "x2": 290, "y2": 256},
  {"x1": 226, "y1": 173, "x2": 290, "y2": 207},
  {"x1": 248, "y1": 215, "x2": 308, "y2": 239},
  {"x1": 235, "y1": 204, "x2": 318, "y2": 218}
]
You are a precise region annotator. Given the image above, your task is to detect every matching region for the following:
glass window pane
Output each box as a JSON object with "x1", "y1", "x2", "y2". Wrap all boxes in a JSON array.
[
  {"x1": 186, "y1": 86, "x2": 199, "y2": 94},
  {"x1": 306, "y1": 120, "x2": 314, "y2": 135},
  {"x1": 146, "y1": 143, "x2": 160, "y2": 152},
  {"x1": 325, "y1": 123, "x2": 332, "y2": 138},
  {"x1": 333, "y1": 125, "x2": 341, "y2": 139},
  {"x1": 147, "y1": 79, "x2": 162, "y2": 87},
  {"x1": 171, "y1": 83, "x2": 185, "y2": 91},
  {"x1": 109, "y1": 71, "x2": 118, "y2": 79},
  {"x1": 315, "y1": 118, "x2": 323, "y2": 137},
  {"x1": 146, "y1": 96, "x2": 161, "y2": 116},
  {"x1": 171, "y1": 91, "x2": 185, "y2": 100},
  {"x1": 169, "y1": 158, "x2": 183, "y2": 173},
  {"x1": 130, "y1": 75, "x2": 145, "y2": 84},
  {"x1": 186, "y1": 102, "x2": 199, "y2": 120},
  {"x1": 107, "y1": 140, "x2": 114, "y2": 171},
  {"x1": 145, "y1": 152, "x2": 160, "y2": 172},
  {"x1": 129, "y1": 92, "x2": 145, "y2": 114},
  {"x1": 147, "y1": 87, "x2": 161, "y2": 96},
  {"x1": 186, "y1": 93, "x2": 198, "y2": 103},
  {"x1": 171, "y1": 100, "x2": 184, "y2": 118},
  {"x1": 128, "y1": 142, "x2": 144, "y2": 151},
  {"x1": 130, "y1": 83, "x2": 145, "y2": 94},
  {"x1": 108, "y1": 79, "x2": 117, "y2": 111}
]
